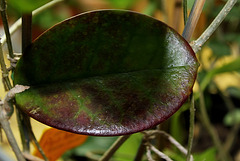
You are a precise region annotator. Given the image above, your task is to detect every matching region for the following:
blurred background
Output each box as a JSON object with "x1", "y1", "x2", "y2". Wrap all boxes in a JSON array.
[{"x1": 0, "y1": 0, "x2": 240, "y2": 160}]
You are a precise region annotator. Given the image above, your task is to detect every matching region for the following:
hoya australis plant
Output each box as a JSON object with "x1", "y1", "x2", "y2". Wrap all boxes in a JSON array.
[{"x1": 13, "y1": 9, "x2": 199, "y2": 136}]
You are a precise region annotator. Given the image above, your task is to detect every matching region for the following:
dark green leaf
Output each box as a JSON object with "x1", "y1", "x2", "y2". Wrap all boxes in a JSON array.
[{"x1": 14, "y1": 10, "x2": 198, "y2": 136}]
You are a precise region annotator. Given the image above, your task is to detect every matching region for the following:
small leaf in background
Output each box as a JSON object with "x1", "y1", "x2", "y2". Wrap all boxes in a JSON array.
[
  {"x1": 33, "y1": 128, "x2": 88, "y2": 161},
  {"x1": 14, "y1": 10, "x2": 198, "y2": 136},
  {"x1": 8, "y1": 0, "x2": 51, "y2": 13},
  {"x1": 224, "y1": 109, "x2": 240, "y2": 126}
]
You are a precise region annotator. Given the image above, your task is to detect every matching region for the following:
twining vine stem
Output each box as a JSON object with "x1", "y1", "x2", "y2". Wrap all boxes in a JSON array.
[
  {"x1": 13, "y1": 12, "x2": 33, "y2": 154},
  {"x1": 0, "y1": 0, "x2": 13, "y2": 90},
  {"x1": 146, "y1": 145, "x2": 154, "y2": 161},
  {"x1": 149, "y1": 144, "x2": 173, "y2": 161},
  {"x1": 0, "y1": 0, "x2": 14, "y2": 59},
  {"x1": 191, "y1": 0, "x2": 238, "y2": 53},
  {"x1": 181, "y1": 0, "x2": 205, "y2": 159},
  {"x1": 22, "y1": 14, "x2": 32, "y2": 51},
  {"x1": 186, "y1": 94, "x2": 195, "y2": 161},
  {"x1": 183, "y1": 0, "x2": 188, "y2": 25},
  {"x1": 0, "y1": 41, "x2": 11, "y2": 90},
  {"x1": 182, "y1": 0, "x2": 206, "y2": 42},
  {"x1": 142, "y1": 130, "x2": 194, "y2": 160},
  {"x1": 0, "y1": 85, "x2": 30, "y2": 161},
  {"x1": 183, "y1": 1, "x2": 237, "y2": 159},
  {"x1": 0, "y1": 1, "x2": 22, "y2": 159},
  {"x1": 21, "y1": 13, "x2": 48, "y2": 161},
  {"x1": 0, "y1": 115, "x2": 25, "y2": 161}
]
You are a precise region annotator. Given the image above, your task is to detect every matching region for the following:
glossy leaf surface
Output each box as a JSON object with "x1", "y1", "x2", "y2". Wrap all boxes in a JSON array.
[{"x1": 14, "y1": 10, "x2": 199, "y2": 136}]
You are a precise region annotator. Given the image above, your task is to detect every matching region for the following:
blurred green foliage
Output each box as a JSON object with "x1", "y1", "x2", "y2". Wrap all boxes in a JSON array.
[
  {"x1": 106, "y1": 0, "x2": 139, "y2": 9},
  {"x1": 224, "y1": 109, "x2": 240, "y2": 126},
  {"x1": 62, "y1": 133, "x2": 142, "y2": 161},
  {"x1": 8, "y1": 0, "x2": 51, "y2": 13},
  {"x1": 113, "y1": 133, "x2": 142, "y2": 161},
  {"x1": 32, "y1": 9, "x2": 70, "y2": 29},
  {"x1": 62, "y1": 136, "x2": 117, "y2": 160}
]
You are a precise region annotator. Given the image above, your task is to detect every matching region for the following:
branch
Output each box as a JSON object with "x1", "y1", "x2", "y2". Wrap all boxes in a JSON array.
[
  {"x1": 99, "y1": 135, "x2": 130, "y2": 161},
  {"x1": 191, "y1": 0, "x2": 238, "y2": 53},
  {"x1": 0, "y1": 0, "x2": 14, "y2": 59},
  {"x1": 0, "y1": 41, "x2": 12, "y2": 91},
  {"x1": 183, "y1": 0, "x2": 188, "y2": 25},
  {"x1": 28, "y1": 126, "x2": 49, "y2": 161},
  {"x1": 148, "y1": 144, "x2": 173, "y2": 161},
  {"x1": 182, "y1": 0, "x2": 206, "y2": 41},
  {"x1": 146, "y1": 145, "x2": 154, "y2": 161},
  {"x1": 20, "y1": 11, "x2": 32, "y2": 152},
  {"x1": 3, "y1": 85, "x2": 30, "y2": 118},
  {"x1": 187, "y1": 95, "x2": 195, "y2": 161},
  {"x1": 16, "y1": 109, "x2": 31, "y2": 152},
  {"x1": 22, "y1": 152, "x2": 44, "y2": 161},
  {"x1": 145, "y1": 130, "x2": 194, "y2": 160},
  {"x1": 0, "y1": 85, "x2": 30, "y2": 161},
  {"x1": 22, "y1": 13, "x2": 32, "y2": 55},
  {"x1": 0, "y1": 116, "x2": 25, "y2": 161}
]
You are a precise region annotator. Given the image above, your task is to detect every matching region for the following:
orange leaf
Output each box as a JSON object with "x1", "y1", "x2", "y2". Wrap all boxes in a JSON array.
[{"x1": 33, "y1": 128, "x2": 88, "y2": 161}]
